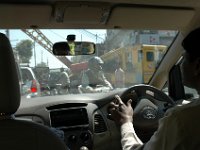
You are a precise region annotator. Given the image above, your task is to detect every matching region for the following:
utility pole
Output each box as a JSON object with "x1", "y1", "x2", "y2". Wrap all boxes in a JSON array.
[
  {"x1": 96, "y1": 34, "x2": 98, "y2": 56},
  {"x1": 41, "y1": 49, "x2": 43, "y2": 63},
  {"x1": 47, "y1": 58, "x2": 49, "y2": 67},
  {"x1": 34, "y1": 41, "x2": 37, "y2": 67}
]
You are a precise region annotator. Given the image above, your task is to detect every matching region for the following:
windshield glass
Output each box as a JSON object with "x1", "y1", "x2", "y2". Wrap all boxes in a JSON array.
[{"x1": 1, "y1": 29, "x2": 178, "y2": 98}]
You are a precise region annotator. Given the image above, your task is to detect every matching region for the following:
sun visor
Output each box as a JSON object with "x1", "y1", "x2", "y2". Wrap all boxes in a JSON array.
[
  {"x1": 62, "y1": 7, "x2": 104, "y2": 24},
  {"x1": 0, "y1": 5, "x2": 51, "y2": 28},
  {"x1": 108, "y1": 6, "x2": 195, "y2": 29},
  {"x1": 52, "y1": 2, "x2": 111, "y2": 25}
]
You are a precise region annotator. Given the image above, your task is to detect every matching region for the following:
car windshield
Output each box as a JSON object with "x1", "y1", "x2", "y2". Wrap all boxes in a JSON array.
[{"x1": 1, "y1": 29, "x2": 178, "y2": 98}]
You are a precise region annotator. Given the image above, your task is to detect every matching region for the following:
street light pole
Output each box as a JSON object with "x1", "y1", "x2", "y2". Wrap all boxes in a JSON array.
[
  {"x1": 5, "y1": 29, "x2": 10, "y2": 39},
  {"x1": 34, "y1": 41, "x2": 37, "y2": 67}
]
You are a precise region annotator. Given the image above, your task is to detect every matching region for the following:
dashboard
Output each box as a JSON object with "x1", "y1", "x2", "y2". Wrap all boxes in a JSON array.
[
  {"x1": 49, "y1": 105, "x2": 92, "y2": 149},
  {"x1": 15, "y1": 88, "x2": 168, "y2": 150},
  {"x1": 16, "y1": 90, "x2": 123, "y2": 150}
]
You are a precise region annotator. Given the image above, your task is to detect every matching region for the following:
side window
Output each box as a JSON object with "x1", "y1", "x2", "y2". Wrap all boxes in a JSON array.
[
  {"x1": 162, "y1": 84, "x2": 199, "y2": 100},
  {"x1": 162, "y1": 59, "x2": 199, "y2": 101}
]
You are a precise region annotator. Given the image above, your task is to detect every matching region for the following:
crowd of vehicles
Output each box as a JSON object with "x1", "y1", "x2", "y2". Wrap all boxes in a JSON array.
[
  {"x1": 0, "y1": 0, "x2": 200, "y2": 150},
  {"x1": 18, "y1": 43, "x2": 168, "y2": 98},
  {"x1": 19, "y1": 66, "x2": 71, "y2": 97}
]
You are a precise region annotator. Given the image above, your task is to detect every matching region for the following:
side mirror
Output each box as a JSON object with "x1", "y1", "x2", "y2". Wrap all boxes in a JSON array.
[{"x1": 52, "y1": 41, "x2": 95, "y2": 56}]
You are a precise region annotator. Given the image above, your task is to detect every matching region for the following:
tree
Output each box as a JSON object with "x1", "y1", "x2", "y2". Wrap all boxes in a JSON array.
[
  {"x1": 36, "y1": 62, "x2": 48, "y2": 67},
  {"x1": 16, "y1": 40, "x2": 33, "y2": 63}
]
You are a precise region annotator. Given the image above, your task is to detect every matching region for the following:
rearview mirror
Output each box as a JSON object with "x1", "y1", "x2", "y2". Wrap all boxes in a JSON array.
[{"x1": 53, "y1": 41, "x2": 95, "y2": 56}]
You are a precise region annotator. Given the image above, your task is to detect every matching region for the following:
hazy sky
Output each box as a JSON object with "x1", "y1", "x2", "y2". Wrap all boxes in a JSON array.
[{"x1": 0, "y1": 29, "x2": 106, "y2": 68}]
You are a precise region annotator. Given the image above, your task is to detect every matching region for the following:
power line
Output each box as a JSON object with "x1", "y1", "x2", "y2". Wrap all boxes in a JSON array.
[
  {"x1": 79, "y1": 29, "x2": 105, "y2": 43},
  {"x1": 49, "y1": 30, "x2": 66, "y2": 40},
  {"x1": 49, "y1": 29, "x2": 105, "y2": 43}
]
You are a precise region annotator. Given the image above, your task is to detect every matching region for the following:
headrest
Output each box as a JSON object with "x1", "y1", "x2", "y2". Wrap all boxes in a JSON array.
[
  {"x1": 0, "y1": 33, "x2": 20, "y2": 115},
  {"x1": 182, "y1": 27, "x2": 200, "y2": 57}
]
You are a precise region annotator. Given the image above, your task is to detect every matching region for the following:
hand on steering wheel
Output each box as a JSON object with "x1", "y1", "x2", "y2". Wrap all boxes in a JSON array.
[
  {"x1": 108, "y1": 84, "x2": 175, "y2": 142},
  {"x1": 108, "y1": 84, "x2": 174, "y2": 129},
  {"x1": 108, "y1": 95, "x2": 133, "y2": 125}
]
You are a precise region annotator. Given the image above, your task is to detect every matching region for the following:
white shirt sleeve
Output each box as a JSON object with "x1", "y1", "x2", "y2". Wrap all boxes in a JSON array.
[
  {"x1": 120, "y1": 122, "x2": 143, "y2": 150},
  {"x1": 121, "y1": 101, "x2": 200, "y2": 150},
  {"x1": 120, "y1": 109, "x2": 180, "y2": 150}
]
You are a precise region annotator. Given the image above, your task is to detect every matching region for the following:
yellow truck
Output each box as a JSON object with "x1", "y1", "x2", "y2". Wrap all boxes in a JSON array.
[{"x1": 101, "y1": 44, "x2": 167, "y2": 86}]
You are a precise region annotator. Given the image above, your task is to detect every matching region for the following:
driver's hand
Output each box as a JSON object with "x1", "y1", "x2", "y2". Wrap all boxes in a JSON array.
[{"x1": 108, "y1": 95, "x2": 133, "y2": 126}]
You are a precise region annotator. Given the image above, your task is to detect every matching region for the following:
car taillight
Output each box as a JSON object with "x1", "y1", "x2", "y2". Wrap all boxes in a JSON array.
[{"x1": 31, "y1": 79, "x2": 38, "y2": 93}]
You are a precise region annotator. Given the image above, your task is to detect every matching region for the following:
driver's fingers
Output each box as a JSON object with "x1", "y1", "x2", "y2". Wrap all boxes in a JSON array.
[
  {"x1": 109, "y1": 107, "x2": 116, "y2": 113},
  {"x1": 108, "y1": 101, "x2": 119, "y2": 113},
  {"x1": 127, "y1": 99, "x2": 132, "y2": 108},
  {"x1": 109, "y1": 101, "x2": 119, "y2": 107},
  {"x1": 114, "y1": 95, "x2": 124, "y2": 106}
]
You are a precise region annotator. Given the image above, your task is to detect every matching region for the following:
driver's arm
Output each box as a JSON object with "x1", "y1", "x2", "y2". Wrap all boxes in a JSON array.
[
  {"x1": 109, "y1": 95, "x2": 181, "y2": 150},
  {"x1": 121, "y1": 122, "x2": 143, "y2": 150},
  {"x1": 120, "y1": 111, "x2": 180, "y2": 150}
]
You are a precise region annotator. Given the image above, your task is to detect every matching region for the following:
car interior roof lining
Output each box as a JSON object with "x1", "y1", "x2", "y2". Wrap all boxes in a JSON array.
[{"x1": 0, "y1": 3, "x2": 195, "y2": 29}]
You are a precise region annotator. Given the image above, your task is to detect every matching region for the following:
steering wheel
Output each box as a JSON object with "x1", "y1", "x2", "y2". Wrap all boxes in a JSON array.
[{"x1": 120, "y1": 84, "x2": 174, "y2": 131}]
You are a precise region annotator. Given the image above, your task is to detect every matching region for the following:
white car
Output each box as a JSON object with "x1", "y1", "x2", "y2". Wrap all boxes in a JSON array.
[{"x1": 20, "y1": 66, "x2": 41, "y2": 98}]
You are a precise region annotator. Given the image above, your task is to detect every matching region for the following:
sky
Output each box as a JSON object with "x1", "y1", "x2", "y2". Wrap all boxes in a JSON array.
[{"x1": 0, "y1": 29, "x2": 106, "y2": 69}]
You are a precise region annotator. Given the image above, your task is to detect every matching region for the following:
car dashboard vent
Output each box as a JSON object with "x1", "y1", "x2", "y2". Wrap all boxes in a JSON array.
[{"x1": 94, "y1": 114, "x2": 107, "y2": 133}]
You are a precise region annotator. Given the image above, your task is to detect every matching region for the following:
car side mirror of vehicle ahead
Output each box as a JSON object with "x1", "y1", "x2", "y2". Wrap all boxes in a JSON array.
[{"x1": 52, "y1": 41, "x2": 96, "y2": 56}]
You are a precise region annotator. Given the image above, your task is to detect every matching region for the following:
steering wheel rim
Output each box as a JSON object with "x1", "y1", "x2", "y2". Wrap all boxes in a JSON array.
[
  {"x1": 121, "y1": 84, "x2": 174, "y2": 104},
  {"x1": 120, "y1": 84, "x2": 174, "y2": 130}
]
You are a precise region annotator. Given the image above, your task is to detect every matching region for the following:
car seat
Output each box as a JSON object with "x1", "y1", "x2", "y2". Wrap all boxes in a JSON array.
[{"x1": 0, "y1": 33, "x2": 67, "y2": 150}]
